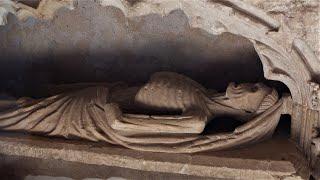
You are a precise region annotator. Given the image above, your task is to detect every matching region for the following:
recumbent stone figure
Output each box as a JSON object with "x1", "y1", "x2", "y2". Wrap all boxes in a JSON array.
[{"x1": 0, "y1": 72, "x2": 282, "y2": 153}]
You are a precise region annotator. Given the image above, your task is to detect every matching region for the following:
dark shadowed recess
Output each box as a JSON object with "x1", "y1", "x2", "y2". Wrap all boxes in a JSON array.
[
  {"x1": 202, "y1": 116, "x2": 245, "y2": 135},
  {"x1": 0, "y1": 2, "x2": 290, "y2": 98},
  {"x1": 17, "y1": 0, "x2": 41, "y2": 8},
  {"x1": 202, "y1": 110, "x2": 292, "y2": 136}
]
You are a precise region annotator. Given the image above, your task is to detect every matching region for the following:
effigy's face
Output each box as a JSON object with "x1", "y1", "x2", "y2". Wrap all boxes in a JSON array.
[{"x1": 224, "y1": 82, "x2": 272, "y2": 113}]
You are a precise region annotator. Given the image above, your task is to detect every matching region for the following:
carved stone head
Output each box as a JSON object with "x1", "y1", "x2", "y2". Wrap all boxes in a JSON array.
[{"x1": 218, "y1": 82, "x2": 278, "y2": 113}]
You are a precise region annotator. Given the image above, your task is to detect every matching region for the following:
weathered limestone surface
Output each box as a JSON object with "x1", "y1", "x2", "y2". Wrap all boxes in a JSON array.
[
  {"x1": 0, "y1": 133, "x2": 309, "y2": 180},
  {"x1": 244, "y1": 0, "x2": 320, "y2": 58},
  {"x1": 2, "y1": 0, "x2": 318, "y2": 58}
]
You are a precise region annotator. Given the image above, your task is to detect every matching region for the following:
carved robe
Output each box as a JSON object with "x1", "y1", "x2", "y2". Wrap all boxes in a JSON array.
[{"x1": 0, "y1": 85, "x2": 284, "y2": 153}]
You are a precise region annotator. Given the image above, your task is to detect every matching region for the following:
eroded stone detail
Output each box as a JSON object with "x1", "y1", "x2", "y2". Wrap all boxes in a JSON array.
[
  {"x1": 0, "y1": 0, "x2": 16, "y2": 25},
  {"x1": 0, "y1": 0, "x2": 76, "y2": 25},
  {"x1": 293, "y1": 39, "x2": 320, "y2": 81},
  {"x1": 213, "y1": 0, "x2": 280, "y2": 30},
  {"x1": 310, "y1": 82, "x2": 320, "y2": 109}
]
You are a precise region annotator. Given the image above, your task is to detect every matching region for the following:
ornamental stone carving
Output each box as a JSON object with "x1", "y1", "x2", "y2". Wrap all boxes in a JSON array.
[{"x1": 0, "y1": 0, "x2": 319, "y2": 177}]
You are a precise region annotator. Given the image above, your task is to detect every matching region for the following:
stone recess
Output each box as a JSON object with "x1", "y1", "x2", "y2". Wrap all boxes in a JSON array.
[{"x1": 0, "y1": 0, "x2": 319, "y2": 179}]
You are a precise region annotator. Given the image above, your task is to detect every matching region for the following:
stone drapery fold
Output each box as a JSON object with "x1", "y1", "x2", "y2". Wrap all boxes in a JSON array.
[{"x1": 0, "y1": 86, "x2": 284, "y2": 153}]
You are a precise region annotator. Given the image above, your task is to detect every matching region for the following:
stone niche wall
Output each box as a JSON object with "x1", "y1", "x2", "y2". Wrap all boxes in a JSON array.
[
  {"x1": 0, "y1": 1, "x2": 265, "y2": 97},
  {"x1": 1, "y1": 0, "x2": 318, "y2": 97}
]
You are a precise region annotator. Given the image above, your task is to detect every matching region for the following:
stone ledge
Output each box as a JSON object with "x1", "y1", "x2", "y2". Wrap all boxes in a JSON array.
[{"x1": 0, "y1": 133, "x2": 309, "y2": 179}]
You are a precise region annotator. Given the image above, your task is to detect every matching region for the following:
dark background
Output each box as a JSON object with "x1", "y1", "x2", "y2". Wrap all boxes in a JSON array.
[{"x1": 0, "y1": 1, "x2": 288, "y2": 99}]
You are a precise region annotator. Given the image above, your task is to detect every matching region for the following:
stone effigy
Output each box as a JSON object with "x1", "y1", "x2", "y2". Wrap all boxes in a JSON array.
[
  {"x1": 0, "y1": 0, "x2": 319, "y2": 177},
  {"x1": 0, "y1": 72, "x2": 281, "y2": 153}
]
